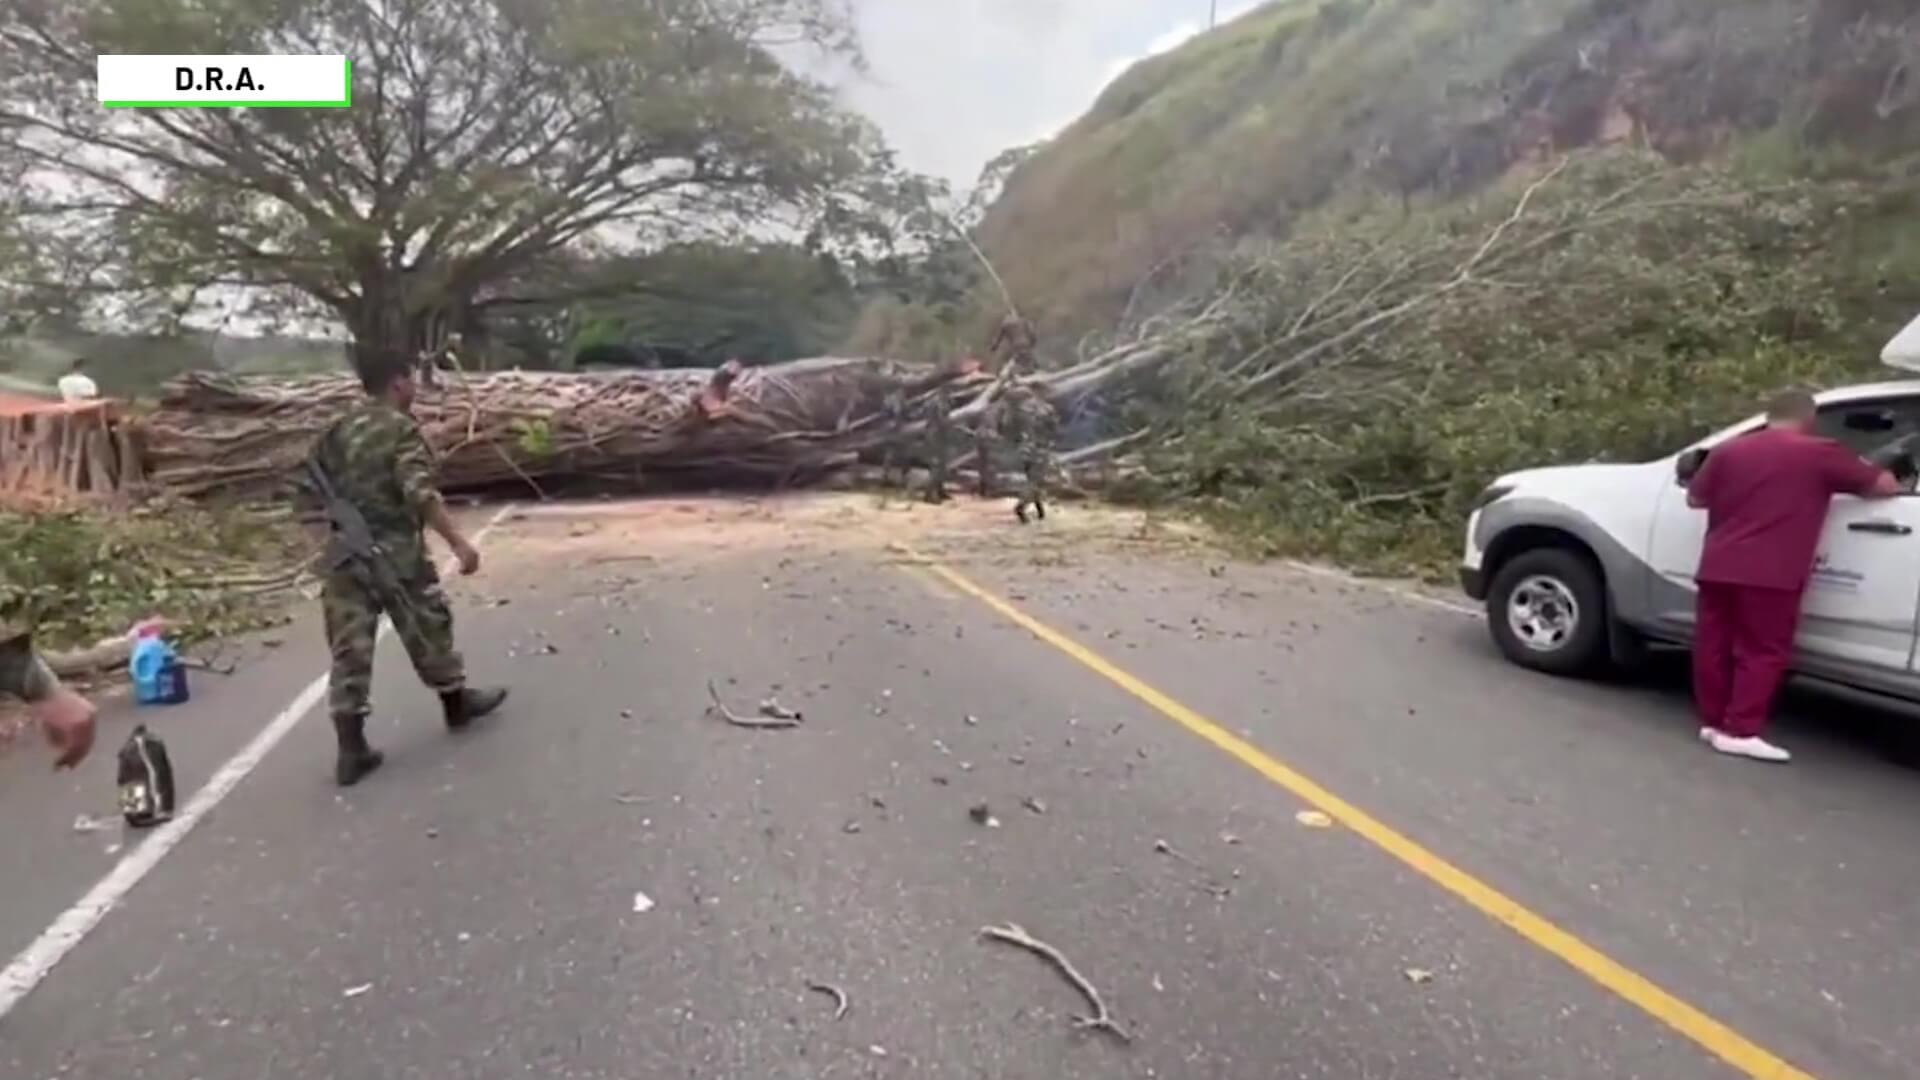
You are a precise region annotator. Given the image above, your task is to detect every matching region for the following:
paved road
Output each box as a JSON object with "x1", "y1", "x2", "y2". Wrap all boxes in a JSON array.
[{"x1": 3, "y1": 495, "x2": 1918, "y2": 1079}]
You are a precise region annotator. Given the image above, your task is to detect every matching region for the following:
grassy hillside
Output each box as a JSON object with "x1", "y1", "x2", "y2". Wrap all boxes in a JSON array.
[
  {"x1": 965, "y1": 0, "x2": 1920, "y2": 576},
  {"x1": 980, "y1": 0, "x2": 1920, "y2": 336},
  {"x1": 1116, "y1": 148, "x2": 1918, "y2": 574}
]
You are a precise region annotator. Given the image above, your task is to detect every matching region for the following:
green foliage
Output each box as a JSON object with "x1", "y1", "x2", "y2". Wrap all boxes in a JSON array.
[
  {"x1": 0, "y1": 332, "x2": 344, "y2": 399},
  {"x1": 552, "y1": 243, "x2": 860, "y2": 368},
  {"x1": 0, "y1": 503, "x2": 306, "y2": 651},
  {"x1": 0, "y1": 0, "x2": 877, "y2": 371},
  {"x1": 841, "y1": 289, "x2": 998, "y2": 365},
  {"x1": 510, "y1": 417, "x2": 556, "y2": 458},
  {"x1": 1129, "y1": 150, "x2": 1917, "y2": 578},
  {"x1": 1164, "y1": 343, "x2": 1860, "y2": 577},
  {"x1": 980, "y1": 0, "x2": 1920, "y2": 338},
  {"x1": 819, "y1": 145, "x2": 1027, "y2": 365}
]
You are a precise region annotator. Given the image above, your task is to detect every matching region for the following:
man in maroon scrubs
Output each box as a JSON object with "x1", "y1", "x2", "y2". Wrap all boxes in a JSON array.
[{"x1": 1686, "y1": 389, "x2": 1901, "y2": 762}]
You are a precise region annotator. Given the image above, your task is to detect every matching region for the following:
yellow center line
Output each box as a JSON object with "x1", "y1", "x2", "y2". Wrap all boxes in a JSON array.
[
  {"x1": 890, "y1": 558, "x2": 961, "y2": 602},
  {"x1": 905, "y1": 547, "x2": 1817, "y2": 1080}
]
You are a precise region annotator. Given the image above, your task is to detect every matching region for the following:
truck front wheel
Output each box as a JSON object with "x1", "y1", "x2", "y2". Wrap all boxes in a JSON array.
[{"x1": 1486, "y1": 548, "x2": 1608, "y2": 677}]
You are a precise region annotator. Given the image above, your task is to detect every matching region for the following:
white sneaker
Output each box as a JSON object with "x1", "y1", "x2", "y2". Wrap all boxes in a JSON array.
[
  {"x1": 1708, "y1": 733, "x2": 1792, "y2": 763},
  {"x1": 1698, "y1": 726, "x2": 1717, "y2": 743}
]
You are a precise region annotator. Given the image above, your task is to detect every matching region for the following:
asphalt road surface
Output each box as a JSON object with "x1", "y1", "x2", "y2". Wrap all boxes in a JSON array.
[{"x1": 4, "y1": 494, "x2": 1919, "y2": 1080}]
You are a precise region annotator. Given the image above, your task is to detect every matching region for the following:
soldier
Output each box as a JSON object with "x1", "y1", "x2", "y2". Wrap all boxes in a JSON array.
[
  {"x1": 972, "y1": 390, "x2": 1000, "y2": 498},
  {"x1": 297, "y1": 360, "x2": 508, "y2": 787},
  {"x1": 922, "y1": 383, "x2": 954, "y2": 504},
  {"x1": 1002, "y1": 381, "x2": 1060, "y2": 525},
  {"x1": 1, "y1": 619, "x2": 97, "y2": 769},
  {"x1": 879, "y1": 386, "x2": 909, "y2": 489},
  {"x1": 988, "y1": 312, "x2": 1038, "y2": 375}
]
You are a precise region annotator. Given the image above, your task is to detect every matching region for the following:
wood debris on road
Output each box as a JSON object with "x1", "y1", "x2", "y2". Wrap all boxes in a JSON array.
[
  {"x1": 805, "y1": 979, "x2": 851, "y2": 1021},
  {"x1": 980, "y1": 923, "x2": 1131, "y2": 1043},
  {"x1": 706, "y1": 680, "x2": 804, "y2": 729}
]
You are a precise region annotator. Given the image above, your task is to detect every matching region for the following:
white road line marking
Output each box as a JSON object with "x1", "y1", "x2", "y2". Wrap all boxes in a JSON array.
[
  {"x1": 0, "y1": 504, "x2": 517, "y2": 1021},
  {"x1": 1281, "y1": 560, "x2": 1482, "y2": 619}
]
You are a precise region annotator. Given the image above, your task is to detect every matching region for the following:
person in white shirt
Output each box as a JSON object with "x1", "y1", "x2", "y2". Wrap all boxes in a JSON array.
[{"x1": 56, "y1": 358, "x2": 99, "y2": 402}]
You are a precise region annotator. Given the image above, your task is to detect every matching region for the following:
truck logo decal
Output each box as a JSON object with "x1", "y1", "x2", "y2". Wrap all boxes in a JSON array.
[{"x1": 1811, "y1": 553, "x2": 1864, "y2": 592}]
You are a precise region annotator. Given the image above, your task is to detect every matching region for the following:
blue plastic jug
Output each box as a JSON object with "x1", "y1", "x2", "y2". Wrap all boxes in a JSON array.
[{"x1": 130, "y1": 631, "x2": 189, "y2": 706}]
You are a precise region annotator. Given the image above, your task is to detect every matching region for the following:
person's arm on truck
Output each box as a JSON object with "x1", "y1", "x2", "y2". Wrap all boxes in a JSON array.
[
  {"x1": 395, "y1": 423, "x2": 479, "y2": 574},
  {"x1": 1686, "y1": 452, "x2": 1718, "y2": 510},
  {"x1": 1819, "y1": 440, "x2": 1901, "y2": 499}
]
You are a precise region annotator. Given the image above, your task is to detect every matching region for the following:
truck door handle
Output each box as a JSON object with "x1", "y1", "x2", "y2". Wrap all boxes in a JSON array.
[{"x1": 1848, "y1": 520, "x2": 1913, "y2": 535}]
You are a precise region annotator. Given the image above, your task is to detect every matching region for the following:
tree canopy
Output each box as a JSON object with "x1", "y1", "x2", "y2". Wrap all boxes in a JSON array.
[
  {"x1": 481, "y1": 242, "x2": 859, "y2": 369},
  {"x1": 0, "y1": 0, "x2": 879, "y2": 376}
]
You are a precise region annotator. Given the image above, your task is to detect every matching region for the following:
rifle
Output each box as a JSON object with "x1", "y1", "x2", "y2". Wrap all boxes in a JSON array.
[{"x1": 301, "y1": 454, "x2": 417, "y2": 614}]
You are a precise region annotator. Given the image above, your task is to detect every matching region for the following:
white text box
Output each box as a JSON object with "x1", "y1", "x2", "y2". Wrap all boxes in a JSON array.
[{"x1": 98, "y1": 55, "x2": 349, "y2": 107}]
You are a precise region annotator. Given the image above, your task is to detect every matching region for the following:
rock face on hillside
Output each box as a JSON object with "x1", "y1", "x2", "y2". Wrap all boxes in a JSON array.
[{"x1": 979, "y1": 0, "x2": 1919, "y2": 334}]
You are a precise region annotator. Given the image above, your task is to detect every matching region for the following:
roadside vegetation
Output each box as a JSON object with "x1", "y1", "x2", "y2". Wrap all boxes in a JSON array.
[
  {"x1": 0, "y1": 503, "x2": 306, "y2": 654},
  {"x1": 1126, "y1": 149, "x2": 1919, "y2": 577},
  {"x1": 4, "y1": 0, "x2": 1919, "y2": 619},
  {"x1": 949, "y1": 0, "x2": 1920, "y2": 580}
]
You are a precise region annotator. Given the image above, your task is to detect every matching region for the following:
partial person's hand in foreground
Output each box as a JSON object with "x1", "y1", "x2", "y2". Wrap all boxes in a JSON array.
[{"x1": 37, "y1": 687, "x2": 96, "y2": 770}]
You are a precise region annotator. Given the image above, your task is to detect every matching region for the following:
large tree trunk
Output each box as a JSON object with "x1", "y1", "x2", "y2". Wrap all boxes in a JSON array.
[
  {"x1": 342, "y1": 276, "x2": 478, "y2": 387},
  {"x1": 138, "y1": 356, "x2": 987, "y2": 500}
]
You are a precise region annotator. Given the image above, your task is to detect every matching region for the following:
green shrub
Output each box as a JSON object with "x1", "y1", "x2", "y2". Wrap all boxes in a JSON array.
[
  {"x1": 0, "y1": 502, "x2": 304, "y2": 650},
  {"x1": 1131, "y1": 151, "x2": 1912, "y2": 578}
]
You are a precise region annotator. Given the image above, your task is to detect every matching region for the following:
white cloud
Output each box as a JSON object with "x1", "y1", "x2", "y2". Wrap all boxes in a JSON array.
[
  {"x1": 1091, "y1": 1, "x2": 1263, "y2": 106},
  {"x1": 838, "y1": 1, "x2": 1273, "y2": 189}
]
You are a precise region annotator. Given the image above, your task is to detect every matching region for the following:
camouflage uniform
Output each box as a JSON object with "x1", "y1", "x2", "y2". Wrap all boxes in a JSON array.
[
  {"x1": 922, "y1": 385, "x2": 954, "y2": 504},
  {"x1": 879, "y1": 388, "x2": 909, "y2": 489},
  {"x1": 971, "y1": 400, "x2": 998, "y2": 497},
  {"x1": 1000, "y1": 386, "x2": 1059, "y2": 523},
  {"x1": 297, "y1": 403, "x2": 466, "y2": 725},
  {"x1": 0, "y1": 617, "x2": 58, "y2": 704},
  {"x1": 989, "y1": 315, "x2": 1038, "y2": 375}
]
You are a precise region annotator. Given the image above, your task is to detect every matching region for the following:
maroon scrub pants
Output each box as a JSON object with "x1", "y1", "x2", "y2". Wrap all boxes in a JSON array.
[{"x1": 1693, "y1": 581, "x2": 1803, "y2": 738}]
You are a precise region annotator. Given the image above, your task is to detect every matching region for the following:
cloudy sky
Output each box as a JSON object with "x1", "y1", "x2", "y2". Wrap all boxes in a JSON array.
[{"x1": 838, "y1": 0, "x2": 1265, "y2": 188}]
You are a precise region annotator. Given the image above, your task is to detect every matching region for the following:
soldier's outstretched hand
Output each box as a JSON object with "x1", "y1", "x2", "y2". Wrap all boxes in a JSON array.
[
  {"x1": 39, "y1": 688, "x2": 97, "y2": 770},
  {"x1": 453, "y1": 537, "x2": 481, "y2": 576}
]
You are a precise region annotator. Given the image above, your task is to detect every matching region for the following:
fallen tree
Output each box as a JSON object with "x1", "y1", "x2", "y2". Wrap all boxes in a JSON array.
[
  {"x1": 133, "y1": 158, "x2": 1618, "y2": 504},
  {"x1": 139, "y1": 356, "x2": 1011, "y2": 500}
]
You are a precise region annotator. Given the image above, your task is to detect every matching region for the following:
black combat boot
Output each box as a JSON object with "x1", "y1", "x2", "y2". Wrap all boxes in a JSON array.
[
  {"x1": 442, "y1": 686, "x2": 509, "y2": 731},
  {"x1": 1034, "y1": 497, "x2": 1047, "y2": 521},
  {"x1": 332, "y1": 715, "x2": 384, "y2": 787},
  {"x1": 1014, "y1": 501, "x2": 1030, "y2": 525}
]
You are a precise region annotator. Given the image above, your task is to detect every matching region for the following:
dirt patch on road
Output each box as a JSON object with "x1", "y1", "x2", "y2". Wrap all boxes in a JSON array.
[{"x1": 484, "y1": 492, "x2": 1215, "y2": 576}]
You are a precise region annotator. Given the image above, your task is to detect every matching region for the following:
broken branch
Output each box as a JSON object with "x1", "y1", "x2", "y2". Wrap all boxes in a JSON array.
[
  {"x1": 805, "y1": 979, "x2": 850, "y2": 1021},
  {"x1": 980, "y1": 922, "x2": 1132, "y2": 1043},
  {"x1": 706, "y1": 680, "x2": 803, "y2": 729}
]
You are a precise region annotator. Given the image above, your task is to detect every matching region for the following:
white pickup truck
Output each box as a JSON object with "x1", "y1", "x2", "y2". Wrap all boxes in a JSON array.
[{"x1": 1460, "y1": 314, "x2": 1920, "y2": 708}]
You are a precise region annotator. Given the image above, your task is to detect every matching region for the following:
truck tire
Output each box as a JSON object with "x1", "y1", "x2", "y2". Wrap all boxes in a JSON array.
[{"x1": 1486, "y1": 548, "x2": 1608, "y2": 677}]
